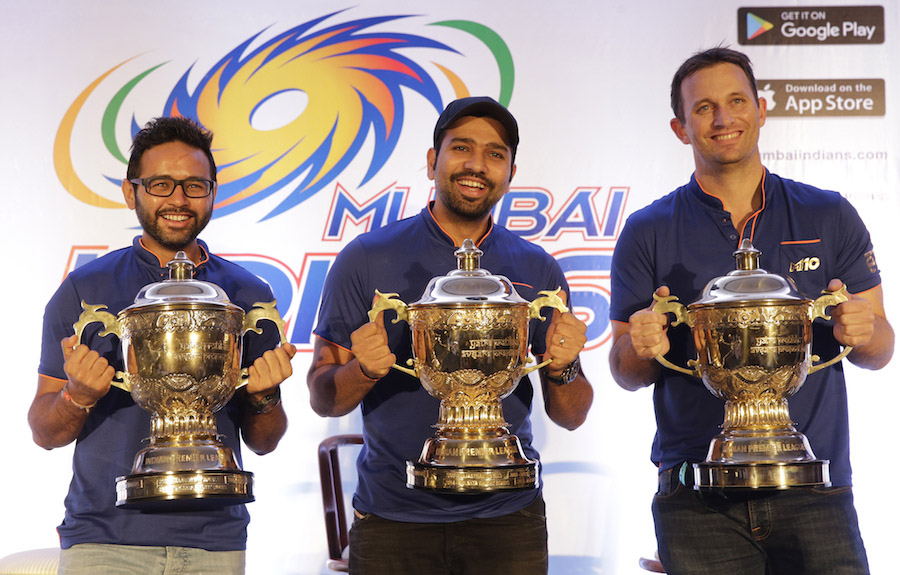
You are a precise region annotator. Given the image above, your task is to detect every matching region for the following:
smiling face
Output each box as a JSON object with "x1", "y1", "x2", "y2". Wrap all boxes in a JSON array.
[
  {"x1": 427, "y1": 115, "x2": 516, "y2": 226},
  {"x1": 122, "y1": 140, "x2": 216, "y2": 262},
  {"x1": 670, "y1": 62, "x2": 767, "y2": 175}
]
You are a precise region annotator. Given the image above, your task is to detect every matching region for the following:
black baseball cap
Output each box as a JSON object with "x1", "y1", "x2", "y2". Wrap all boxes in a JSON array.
[{"x1": 432, "y1": 96, "x2": 519, "y2": 162}]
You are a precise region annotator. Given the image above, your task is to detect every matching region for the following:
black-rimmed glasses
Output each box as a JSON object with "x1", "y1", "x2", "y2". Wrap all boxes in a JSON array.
[{"x1": 129, "y1": 177, "x2": 216, "y2": 198}]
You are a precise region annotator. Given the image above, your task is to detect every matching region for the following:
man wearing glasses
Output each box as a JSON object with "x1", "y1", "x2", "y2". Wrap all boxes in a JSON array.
[{"x1": 28, "y1": 116, "x2": 296, "y2": 575}]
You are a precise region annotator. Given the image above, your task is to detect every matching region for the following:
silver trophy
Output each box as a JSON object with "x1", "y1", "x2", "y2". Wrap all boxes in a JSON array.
[
  {"x1": 654, "y1": 240, "x2": 850, "y2": 489},
  {"x1": 369, "y1": 239, "x2": 567, "y2": 493},
  {"x1": 74, "y1": 251, "x2": 286, "y2": 509}
]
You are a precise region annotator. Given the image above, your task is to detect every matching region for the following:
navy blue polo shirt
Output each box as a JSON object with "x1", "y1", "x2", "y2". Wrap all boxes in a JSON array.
[
  {"x1": 39, "y1": 237, "x2": 280, "y2": 550},
  {"x1": 610, "y1": 170, "x2": 880, "y2": 486},
  {"x1": 314, "y1": 204, "x2": 568, "y2": 522}
]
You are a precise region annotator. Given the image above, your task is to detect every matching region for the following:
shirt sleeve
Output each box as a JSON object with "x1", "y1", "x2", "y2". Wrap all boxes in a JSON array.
[
  {"x1": 610, "y1": 214, "x2": 657, "y2": 323},
  {"x1": 834, "y1": 195, "x2": 881, "y2": 294},
  {"x1": 38, "y1": 278, "x2": 80, "y2": 380},
  {"x1": 313, "y1": 238, "x2": 371, "y2": 350}
]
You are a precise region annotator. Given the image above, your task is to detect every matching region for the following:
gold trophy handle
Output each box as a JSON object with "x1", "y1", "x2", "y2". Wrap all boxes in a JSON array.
[
  {"x1": 242, "y1": 300, "x2": 287, "y2": 345},
  {"x1": 368, "y1": 290, "x2": 409, "y2": 324},
  {"x1": 520, "y1": 288, "x2": 568, "y2": 373},
  {"x1": 239, "y1": 300, "x2": 289, "y2": 388},
  {"x1": 366, "y1": 291, "x2": 416, "y2": 377},
  {"x1": 390, "y1": 358, "x2": 418, "y2": 378},
  {"x1": 73, "y1": 301, "x2": 129, "y2": 390},
  {"x1": 527, "y1": 288, "x2": 568, "y2": 320},
  {"x1": 809, "y1": 286, "x2": 853, "y2": 374},
  {"x1": 522, "y1": 357, "x2": 553, "y2": 376},
  {"x1": 651, "y1": 293, "x2": 700, "y2": 377}
]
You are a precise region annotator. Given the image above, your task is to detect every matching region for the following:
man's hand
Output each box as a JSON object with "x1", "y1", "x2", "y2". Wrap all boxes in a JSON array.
[
  {"x1": 544, "y1": 303, "x2": 587, "y2": 376},
  {"x1": 350, "y1": 311, "x2": 395, "y2": 380},
  {"x1": 829, "y1": 278, "x2": 876, "y2": 348},
  {"x1": 246, "y1": 343, "x2": 297, "y2": 395},
  {"x1": 61, "y1": 334, "x2": 115, "y2": 407},
  {"x1": 628, "y1": 286, "x2": 672, "y2": 360}
]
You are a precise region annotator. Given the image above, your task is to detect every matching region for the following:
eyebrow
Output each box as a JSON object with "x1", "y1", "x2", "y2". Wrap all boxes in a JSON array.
[{"x1": 447, "y1": 136, "x2": 510, "y2": 153}]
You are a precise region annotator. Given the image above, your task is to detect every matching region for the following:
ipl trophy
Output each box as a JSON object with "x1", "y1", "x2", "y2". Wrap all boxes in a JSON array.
[
  {"x1": 369, "y1": 239, "x2": 567, "y2": 493},
  {"x1": 74, "y1": 251, "x2": 286, "y2": 509},
  {"x1": 653, "y1": 239, "x2": 851, "y2": 489}
]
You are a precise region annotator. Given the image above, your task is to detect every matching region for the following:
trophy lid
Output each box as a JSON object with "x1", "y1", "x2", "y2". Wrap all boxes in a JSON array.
[
  {"x1": 691, "y1": 239, "x2": 808, "y2": 307},
  {"x1": 125, "y1": 251, "x2": 242, "y2": 312},
  {"x1": 410, "y1": 239, "x2": 529, "y2": 307}
]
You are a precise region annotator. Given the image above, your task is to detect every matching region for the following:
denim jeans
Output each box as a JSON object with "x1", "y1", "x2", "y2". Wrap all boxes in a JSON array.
[
  {"x1": 58, "y1": 543, "x2": 245, "y2": 575},
  {"x1": 652, "y1": 463, "x2": 869, "y2": 575},
  {"x1": 348, "y1": 494, "x2": 548, "y2": 575}
]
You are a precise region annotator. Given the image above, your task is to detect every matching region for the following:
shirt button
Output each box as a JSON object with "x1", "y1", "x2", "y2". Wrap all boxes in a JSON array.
[{"x1": 729, "y1": 234, "x2": 737, "y2": 240}]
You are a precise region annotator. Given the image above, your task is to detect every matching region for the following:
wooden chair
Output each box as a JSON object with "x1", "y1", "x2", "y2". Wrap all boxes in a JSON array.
[
  {"x1": 317, "y1": 434, "x2": 363, "y2": 572},
  {"x1": 639, "y1": 551, "x2": 666, "y2": 573}
]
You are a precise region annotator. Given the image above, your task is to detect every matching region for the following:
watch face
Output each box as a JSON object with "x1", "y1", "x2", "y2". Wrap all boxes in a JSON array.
[{"x1": 550, "y1": 357, "x2": 579, "y2": 385}]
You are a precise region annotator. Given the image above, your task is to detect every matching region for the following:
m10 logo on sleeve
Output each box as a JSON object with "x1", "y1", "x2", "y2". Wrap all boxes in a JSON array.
[
  {"x1": 739, "y1": 6, "x2": 884, "y2": 45},
  {"x1": 757, "y1": 79, "x2": 884, "y2": 117}
]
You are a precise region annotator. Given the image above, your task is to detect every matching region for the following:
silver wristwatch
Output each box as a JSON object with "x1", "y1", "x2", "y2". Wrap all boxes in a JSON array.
[{"x1": 545, "y1": 356, "x2": 581, "y2": 386}]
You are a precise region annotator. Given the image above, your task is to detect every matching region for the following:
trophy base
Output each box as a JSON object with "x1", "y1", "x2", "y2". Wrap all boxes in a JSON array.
[
  {"x1": 693, "y1": 460, "x2": 830, "y2": 490},
  {"x1": 115, "y1": 469, "x2": 254, "y2": 510},
  {"x1": 406, "y1": 460, "x2": 539, "y2": 493}
]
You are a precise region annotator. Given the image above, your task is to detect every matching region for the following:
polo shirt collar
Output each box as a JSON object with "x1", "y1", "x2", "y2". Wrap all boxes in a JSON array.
[
  {"x1": 132, "y1": 236, "x2": 211, "y2": 271},
  {"x1": 422, "y1": 201, "x2": 496, "y2": 249},
  {"x1": 688, "y1": 169, "x2": 770, "y2": 211}
]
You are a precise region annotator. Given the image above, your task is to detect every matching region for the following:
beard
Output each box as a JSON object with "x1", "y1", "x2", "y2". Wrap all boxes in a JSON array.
[
  {"x1": 435, "y1": 170, "x2": 505, "y2": 220},
  {"x1": 134, "y1": 195, "x2": 211, "y2": 252}
]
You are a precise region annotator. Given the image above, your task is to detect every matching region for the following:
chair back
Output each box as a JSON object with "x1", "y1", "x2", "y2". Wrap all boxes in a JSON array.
[{"x1": 318, "y1": 433, "x2": 363, "y2": 571}]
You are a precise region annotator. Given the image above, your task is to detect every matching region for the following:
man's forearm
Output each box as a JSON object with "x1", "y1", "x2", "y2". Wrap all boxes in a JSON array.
[
  {"x1": 609, "y1": 335, "x2": 661, "y2": 391},
  {"x1": 28, "y1": 387, "x2": 89, "y2": 449}
]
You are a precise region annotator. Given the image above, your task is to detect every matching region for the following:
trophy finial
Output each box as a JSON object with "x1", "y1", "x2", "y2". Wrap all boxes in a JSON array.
[
  {"x1": 455, "y1": 239, "x2": 484, "y2": 272},
  {"x1": 733, "y1": 239, "x2": 761, "y2": 272},
  {"x1": 167, "y1": 251, "x2": 196, "y2": 280}
]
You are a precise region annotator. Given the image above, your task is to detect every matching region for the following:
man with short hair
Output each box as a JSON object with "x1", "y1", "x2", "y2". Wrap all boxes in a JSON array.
[
  {"x1": 29, "y1": 116, "x2": 296, "y2": 575},
  {"x1": 308, "y1": 96, "x2": 594, "y2": 574},
  {"x1": 609, "y1": 47, "x2": 893, "y2": 574}
]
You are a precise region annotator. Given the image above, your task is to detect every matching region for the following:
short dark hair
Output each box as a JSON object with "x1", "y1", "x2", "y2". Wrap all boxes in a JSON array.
[
  {"x1": 670, "y1": 47, "x2": 758, "y2": 122},
  {"x1": 126, "y1": 116, "x2": 216, "y2": 181}
]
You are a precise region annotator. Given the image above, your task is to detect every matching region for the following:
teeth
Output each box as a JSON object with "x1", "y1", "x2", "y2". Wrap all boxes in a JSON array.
[
  {"x1": 162, "y1": 214, "x2": 190, "y2": 222},
  {"x1": 458, "y1": 179, "x2": 485, "y2": 189},
  {"x1": 714, "y1": 132, "x2": 740, "y2": 141}
]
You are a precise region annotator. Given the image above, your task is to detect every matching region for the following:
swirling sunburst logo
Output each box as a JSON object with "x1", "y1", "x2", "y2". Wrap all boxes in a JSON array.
[{"x1": 54, "y1": 11, "x2": 514, "y2": 220}]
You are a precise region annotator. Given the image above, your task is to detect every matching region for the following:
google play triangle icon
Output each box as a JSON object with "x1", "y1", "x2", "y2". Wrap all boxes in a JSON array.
[{"x1": 747, "y1": 12, "x2": 775, "y2": 40}]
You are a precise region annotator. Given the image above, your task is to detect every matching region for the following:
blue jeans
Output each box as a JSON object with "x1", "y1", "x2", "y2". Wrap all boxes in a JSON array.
[
  {"x1": 58, "y1": 544, "x2": 245, "y2": 575},
  {"x1": 349, "y1": 494, "x2": 548, "y2": 575},
  {"x1": 652, "y1": 463, "x2": 869, "y2": 575}
]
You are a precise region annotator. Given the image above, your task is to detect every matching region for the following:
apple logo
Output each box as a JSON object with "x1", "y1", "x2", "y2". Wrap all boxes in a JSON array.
[{"x1": 758, "y1": 83, "x2": 776, "y2": 110}]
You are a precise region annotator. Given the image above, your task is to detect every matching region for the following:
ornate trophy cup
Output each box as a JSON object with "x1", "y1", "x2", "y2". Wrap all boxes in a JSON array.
[
  {"x1": 653, "y1": 240, "x2": 851, "y2": 489},
  {"x1": 74, "y1": 252, "x2": 286, "y2": 509},
  {"x1": 369, "y1": 239, "x2": 567, "y2": 493}
]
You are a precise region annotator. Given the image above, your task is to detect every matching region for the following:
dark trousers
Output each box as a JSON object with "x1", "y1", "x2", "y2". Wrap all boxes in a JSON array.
[
  {"x1": 348, "y1": 494, "x2": 548, "y2": 575},
  {"x1": 653, "y1": 463, "x2": 870, "y2": 575}
]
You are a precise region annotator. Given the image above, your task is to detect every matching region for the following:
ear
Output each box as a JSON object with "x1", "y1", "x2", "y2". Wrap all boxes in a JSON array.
[
  {"x1": 426, "y1": 148, "x2": 437, "y2": 180},
  {"x1": 122, "y1": 178, "x2": 137, "y2": 210},
  {"x1": 508, "y1": 163, "x2": 517, "y2": 183},
  {"x1": 757, "y1": 96, "x2": 768, "y2": 128},
  {"x1": 670, "y1": 117, "x2": 690, "y2": 145}
]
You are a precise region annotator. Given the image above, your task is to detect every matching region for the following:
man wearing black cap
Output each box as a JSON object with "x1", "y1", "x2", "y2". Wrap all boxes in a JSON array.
[{"x1": 308, "y1": 96, "x2": 593, "y2": 574}]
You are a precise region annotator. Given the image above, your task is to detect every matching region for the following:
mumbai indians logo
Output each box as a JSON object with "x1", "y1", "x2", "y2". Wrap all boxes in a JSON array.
[{"x1": 54, "y1": 11, "x2": 514, "y2": 220}]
